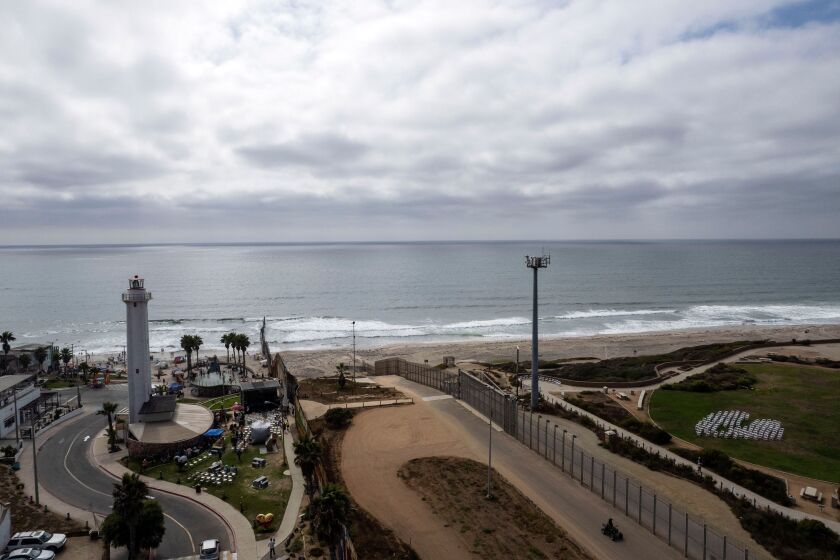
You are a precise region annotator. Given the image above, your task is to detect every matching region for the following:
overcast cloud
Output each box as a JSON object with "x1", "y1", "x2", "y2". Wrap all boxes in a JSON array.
[{"x1": 1, "y1": 0, "x2": 838, "y2": 243}]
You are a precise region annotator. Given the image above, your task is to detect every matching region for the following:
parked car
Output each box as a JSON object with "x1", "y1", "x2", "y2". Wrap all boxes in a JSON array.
[
  {"x1": 4, "y1": 532, "x2": 66, "y2": 553},
  {"x1": 1, "y1": 548, "x2": 56, "y2": 560},
  {"x1": 198, "y1": 539, "x2": 220, "y2": 560}
]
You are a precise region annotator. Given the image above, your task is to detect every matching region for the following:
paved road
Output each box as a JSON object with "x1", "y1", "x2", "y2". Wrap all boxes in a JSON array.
[
  {"x1": 37, "y1": 405, "x2": 232, "y2": 558},
  {"x1": 383, "y1": 376, "x2": 683, "y2": 560}
]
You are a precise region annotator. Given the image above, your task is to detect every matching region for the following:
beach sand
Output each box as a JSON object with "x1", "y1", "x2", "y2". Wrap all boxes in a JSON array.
[{"x1": 280, "y1": 323, "x2": 840, "y2": 378}]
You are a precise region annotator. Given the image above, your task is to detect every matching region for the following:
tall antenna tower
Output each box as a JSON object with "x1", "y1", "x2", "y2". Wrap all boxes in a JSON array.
[{"x1": 526, "y1": 253, "x2": 550, "y2": 410}]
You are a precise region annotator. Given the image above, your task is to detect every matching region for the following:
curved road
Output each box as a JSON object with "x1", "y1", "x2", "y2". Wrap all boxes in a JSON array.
[{"x1": 38, "y1": 411, "x2": 232, "y2": 558}]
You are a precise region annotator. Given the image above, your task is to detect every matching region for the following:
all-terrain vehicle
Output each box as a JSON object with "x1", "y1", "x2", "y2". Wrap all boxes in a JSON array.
[{"x1": 601, "y1": 519, "x2": 624, "y2": 542}]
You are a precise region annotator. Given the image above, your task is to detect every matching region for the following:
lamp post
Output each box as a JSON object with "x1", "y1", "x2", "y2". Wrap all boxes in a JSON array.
[
  {"x1": 525, "y1": 254, "x2": 550, "y2": 411},
  {"x1": 352, "y1": 320, "x2": 356, "y2": 388},
  {"x1": 487, "y1": 387, "x2": 493, "y2": 499},
  {"x1": 13, "y1": 385, "x2": 21, "y2": 445},
  {"x1": 28, "y1": 406, "x2": 42, "y2": 505},
  {"x1": 515, "y1": 346, "x2": 520, "y2": 399}
]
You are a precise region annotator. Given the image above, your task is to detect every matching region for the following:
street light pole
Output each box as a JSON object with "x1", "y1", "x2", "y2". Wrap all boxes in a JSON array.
[
  {"x1": 13, "y1": 386, "x2": 20, "y2": 445},
  {"x1": 352, "y1": 321, "x2": 356, "y2": 388},
  {"x1": 515, "y1": 346, "x2": 520, "y2": 399},
  {"x1": 30, "y1": 410, "x2": 40, "y2": 505}
]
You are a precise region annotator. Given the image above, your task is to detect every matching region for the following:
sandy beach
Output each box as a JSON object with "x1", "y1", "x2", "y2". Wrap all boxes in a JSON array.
[{"x1": 279, "y1": 323, "x2": 840, "y2": 378}]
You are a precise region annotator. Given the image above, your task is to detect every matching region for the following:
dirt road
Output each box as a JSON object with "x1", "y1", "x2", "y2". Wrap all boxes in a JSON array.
[{"x1": 341, "y1": 377, "x2": 684, "y2": 560}]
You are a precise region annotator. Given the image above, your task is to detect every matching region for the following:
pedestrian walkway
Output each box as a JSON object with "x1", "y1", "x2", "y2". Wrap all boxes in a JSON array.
[
  {"x1": 299, "y1": 397, "x2": 413, "y2": 420},
  {"x1": 258, "y1": 416, "x2": 305, "y2": 560}
]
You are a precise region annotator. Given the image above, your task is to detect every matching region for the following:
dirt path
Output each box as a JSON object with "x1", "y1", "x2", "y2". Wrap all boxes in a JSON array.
[
  {"x1": 342, "y1": 377, "x2": 684, "y2": 560},
  {"x1": 341, "y1": 402, "x2": 477, "y2": 560}
]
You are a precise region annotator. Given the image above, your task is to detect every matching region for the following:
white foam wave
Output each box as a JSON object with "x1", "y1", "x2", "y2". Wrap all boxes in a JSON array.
[
  {"x1": 553, "y1": 309, "x2": 674, "y2": 320},
  {"x1": 439, "y1": 317, "x2": 531, "y2": 329}
]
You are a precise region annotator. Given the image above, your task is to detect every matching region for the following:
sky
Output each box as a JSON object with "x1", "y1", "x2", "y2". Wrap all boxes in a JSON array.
[{"x1": 1, "y1": 0, "x2": 839, "y2": 244}]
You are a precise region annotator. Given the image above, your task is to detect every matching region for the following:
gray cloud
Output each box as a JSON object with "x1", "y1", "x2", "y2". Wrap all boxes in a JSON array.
[
  {"x1": 0, "y1": 1, "x2": 838, "y2": 243},
  {"x1": 238, "y1": 133, "x2": 369, "y2": 170}
]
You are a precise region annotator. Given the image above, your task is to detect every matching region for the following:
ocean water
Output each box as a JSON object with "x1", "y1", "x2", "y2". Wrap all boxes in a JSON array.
[{"x1": 1, "y1": 241, "x2": 840, "y2": 354}]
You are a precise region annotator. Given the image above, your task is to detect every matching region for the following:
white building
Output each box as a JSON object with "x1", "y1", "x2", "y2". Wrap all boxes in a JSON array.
[{"x1": 0, "y1": 374, "x2": 39, "y2": 440}]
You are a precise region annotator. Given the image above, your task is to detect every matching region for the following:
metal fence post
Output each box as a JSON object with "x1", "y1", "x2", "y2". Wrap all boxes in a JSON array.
[
  {"x1": 668, "y1": 503, "x2": 672, "y2": 545},
  {"x1": 544, "y1": 420, "x2": 549, "y2": 459},
  {"x1": 601, "y1": 463, "x2": 605, "y2": 499},
  {"x1": 653, "y1": 494, "x2": 657, "y2": 535},
  {"x1": 723, "y1": 535, "x2": 727, "y2": 560},
  {"x1": 625, "y1": 478, "x2": 629, "y2": 515},
  {"x1": 553, "y1": 425, "x2": 558, "y2": 465},
  {"x1": 638, "y1": 485, "x2": 642, "y2": 524},
  {"x1": 529, "y1": 411, "x2": 534, "y2": 449},
  {"x1": 684, "y1": 513, "x2": 688, "y2": 558},
  {"x1": 590, "y1": 455, "x2": 594, "y2": 489},
  {"x1": 703, "y1": 524, "x2": 707, "y2": 560},
  {"x1": 561, "y1": 430, "x2": 567, "y2": 472},
  {"x1": 612, "y1": 470, "x2": 616, "y2": 506}
]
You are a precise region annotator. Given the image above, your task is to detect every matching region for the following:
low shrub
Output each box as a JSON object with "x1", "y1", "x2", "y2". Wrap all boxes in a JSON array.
[
  {"x1": 662, "y1": 363, "x2": 757, "y2": 392},
  {"x1": 672, "y1": 448, "x2": 790, "y2": 505},
  {"x1": 324, "y1": 408, "x2": 354, "y2": 430}
]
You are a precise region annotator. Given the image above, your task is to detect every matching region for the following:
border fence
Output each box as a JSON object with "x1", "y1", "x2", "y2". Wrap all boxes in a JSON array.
[{"x1": 388, "y1": 361, "x2": 769, "y2": 560}]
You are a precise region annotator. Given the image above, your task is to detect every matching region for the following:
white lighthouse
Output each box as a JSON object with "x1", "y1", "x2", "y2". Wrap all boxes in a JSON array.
[{"x1": 122, "y1": 275, "x2": 153, "y2": 424}]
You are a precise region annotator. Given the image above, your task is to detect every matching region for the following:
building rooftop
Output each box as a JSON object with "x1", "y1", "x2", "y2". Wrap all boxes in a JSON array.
[
  {"x1": 0, "y1": 374, "x2": 34, "y2": 394},
  {"x1": 240, "y1": 379, "x2": 280, "y2": 391}
]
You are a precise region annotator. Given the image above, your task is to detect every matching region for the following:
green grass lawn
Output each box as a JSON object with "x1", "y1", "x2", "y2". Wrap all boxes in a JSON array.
[
  {"x1": 123, "y1": 435, "x2": 291, "y2": 529},
  {"x1": 201, "y1": 394, "x2": 242, "y2": 411},
  {"x1": 650, "y1": 363, "x2": 840, "y2": 482}
]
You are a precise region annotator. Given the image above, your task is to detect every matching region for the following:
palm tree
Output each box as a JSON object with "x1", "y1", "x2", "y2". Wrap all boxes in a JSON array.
[
  {"x1": 236, "y1": 333, "x2": 251, "y2": 373},
  {"x1": 98, "y1": 401, "x2": 119, "y2": 451},
  {"x1": 221, "y1": 333, "x2": 234, "y2": 368},
  {"x1": 192, "y1": 335, "x2": 203, "y2": 366},
  {"x1": 111, "y1": 473, "x2": 149, "y2": 559},
  {"x1": 34, "y1": 346, "x2": 47, "y2": 373},
  {"x1": 50, "y1": 348, "x2": 60, "y2": 374},
  {"x1": 310, "y1": 483, "x2": 352, "y2": 559},
  {"x1": 60, "y1": 347, "x2": 73, "y2": 375},
  {"x1": 1, "y1": 331, "x2": 15, "y2": 374},
  {"x1": 78, "y1": 362, "x2": 90, "y2": 384},
  {"x1": 180, "y1": 335, "x2": 194, "y2": 374},
  {"x1": 293, "y1": 434, "x2": 323, "y2": 497},
  {"x1": 336, "y1": 363, "x2": 347, "y2": 390}
]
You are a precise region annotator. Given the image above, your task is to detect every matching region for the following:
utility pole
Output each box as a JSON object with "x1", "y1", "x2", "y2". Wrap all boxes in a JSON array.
[
  {"x1": 13, "y1": 386, "x2": 20, "y2": 444},
  {"x1": 526, "y1": 253, "x2": 550, "y2": 411},
  {"x1": 31, "y1": 409, "x2": 40, "y2": 505},
  {"x1": 352, "y1": 320, "x2": 356, "y2": 388},
  {"x1": 515, "y1": 346, "x2": 520, "y2": 399},
  {"x1": 487, "y1": 387, "x2": 493, "y2": 499}
]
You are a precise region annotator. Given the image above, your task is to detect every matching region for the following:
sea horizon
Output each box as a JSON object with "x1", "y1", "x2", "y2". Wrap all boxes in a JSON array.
[{"x1": 3, "y1": 240, "x2": 840, "y2": 355}]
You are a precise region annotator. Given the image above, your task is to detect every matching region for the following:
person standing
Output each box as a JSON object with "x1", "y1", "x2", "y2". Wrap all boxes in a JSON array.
[{"x1": 268, "y1": 536, "x2": 275, "y2": 558}]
